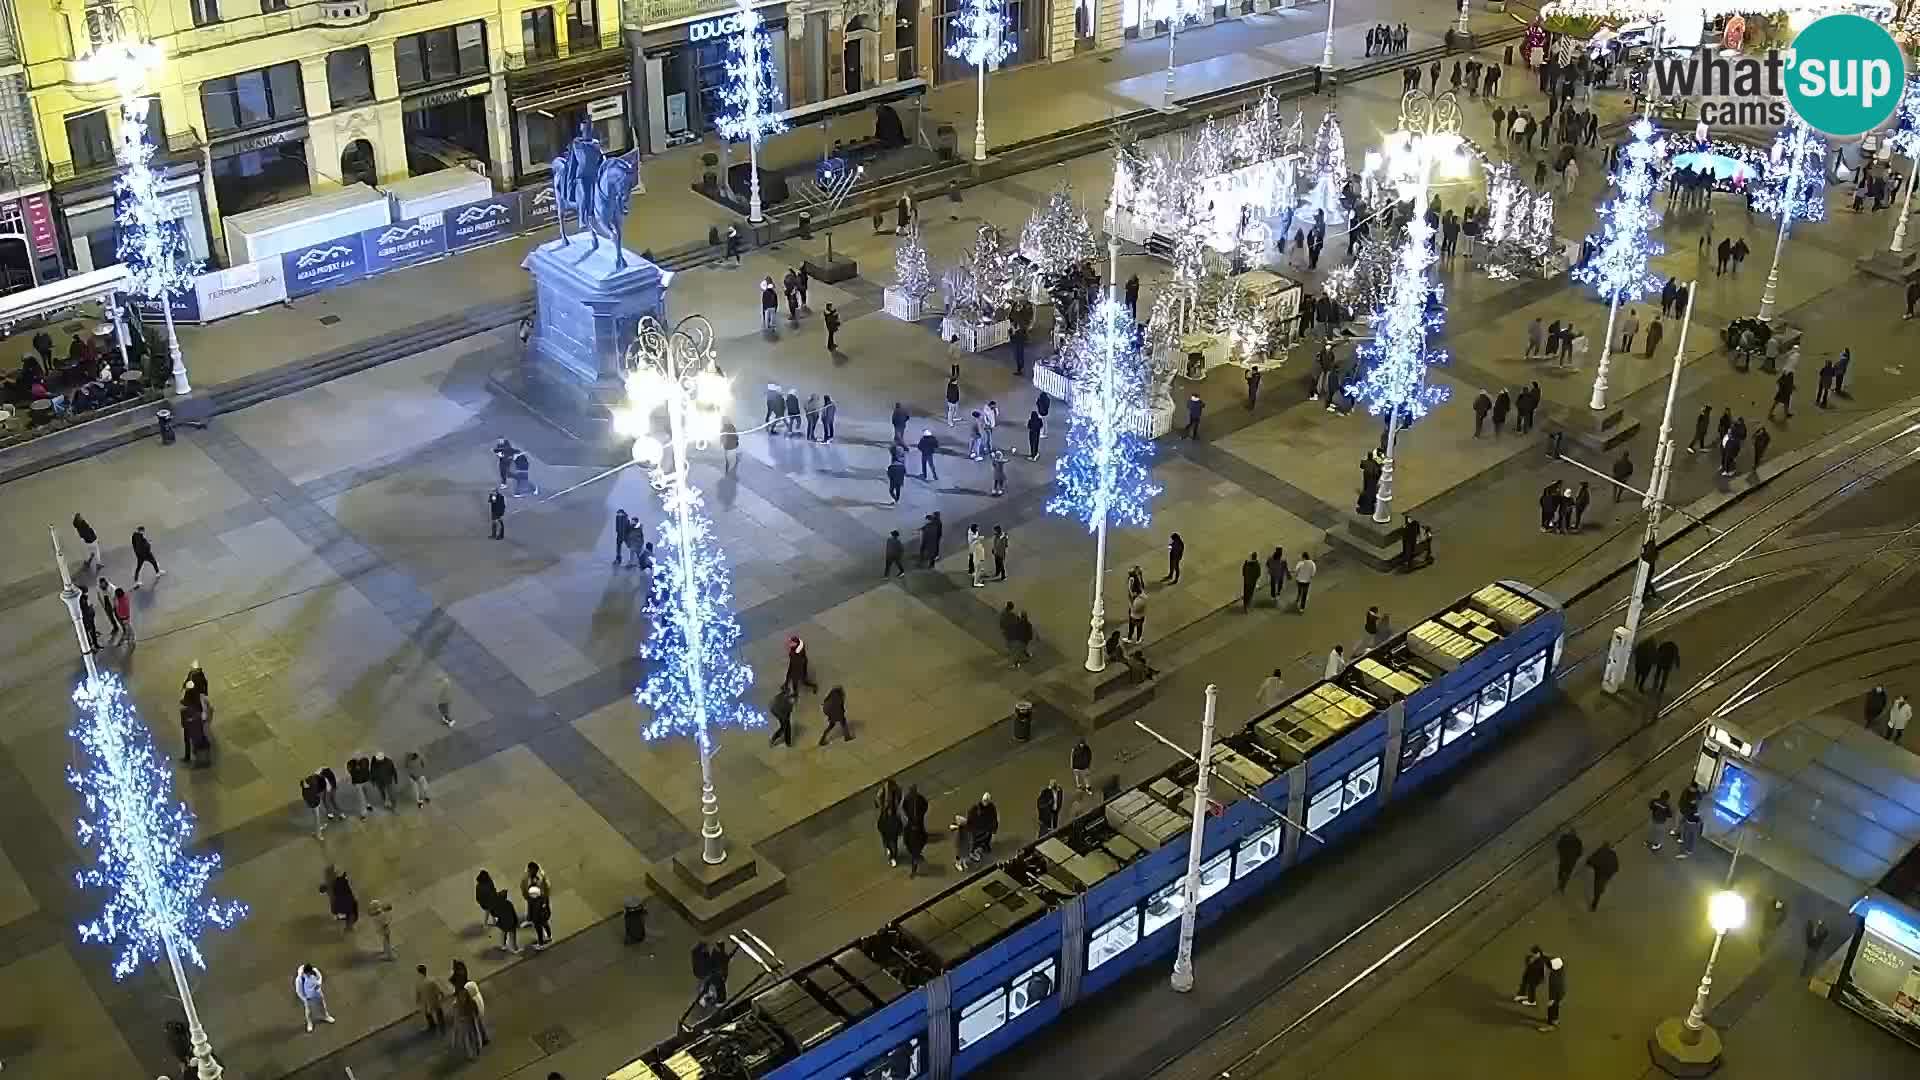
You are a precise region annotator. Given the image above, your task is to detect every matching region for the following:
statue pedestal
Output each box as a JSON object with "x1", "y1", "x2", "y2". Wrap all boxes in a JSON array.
[{"x1": 516, "y1": 233, "x2": 665, "y2": 418}]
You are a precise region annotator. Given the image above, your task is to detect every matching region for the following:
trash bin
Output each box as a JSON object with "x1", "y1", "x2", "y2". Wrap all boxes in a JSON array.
[
  {"x1": 157, "y1": 408, "x2": 176, "y2": 446},
  {"x1": 797, "y1": 211, "x2": 812, "y2": 239},
  {"x1": 1013, "y1": 700, "x2": 1034, "y2": 742},
  {"x1": 623, "y1": 897, "x2": 648, "y2": 944}
]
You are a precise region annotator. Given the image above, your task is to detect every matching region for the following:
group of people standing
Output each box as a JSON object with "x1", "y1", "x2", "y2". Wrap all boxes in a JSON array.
[
  {"x1": 870, "y1": 737, "x2": 1100, "y2": 878},
  {"x1": 1470, "y1": 384, "x2": 1542, "y2": 439},
  {"x1": 1364, "y1": 23, "x2": 1409, "y2": 56},
  {"x1": 299, "y1": 748, "x2": 434, "y2": 835},
  {"x1": 69, "y1": 513, "x2": 165, "y2": 651}
]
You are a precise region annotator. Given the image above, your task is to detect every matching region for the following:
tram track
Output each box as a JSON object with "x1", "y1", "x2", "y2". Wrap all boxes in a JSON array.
[{"x1": 1142, "y1": 423, "x2": 1920, "y2": 1080}]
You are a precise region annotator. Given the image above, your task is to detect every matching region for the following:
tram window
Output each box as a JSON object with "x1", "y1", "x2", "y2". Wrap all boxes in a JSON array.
[
  {"x1": 1306, "y1": 781, "x2": 1343, "y2": 831},
  {"x1": 956, "y1": 988, "x2": 1008, "y2": 1051},
  {"x1": 1007, "y1": 957, "x2": 1057, "y2": 1019},
  {"x1": 1477, "y1": 673, "x2": 1513, "y2": 722},
  {"x1": 1198, "y1": 848, "x2": 1233, "y2": 903},
  {"x1": 848, "y1": 1037, "x2": 924, "y2": 1079},
  {"x1": 1235, "y1": 823, "x2": 1282, "y2": 878},
  {"x1": 1513, "y1": 650, "x2": 1548, "y2": 699},
  {"x1": 1143, "y1": 877, "x2": 1187, "y2": 937},
  {"x1": 1088, "y1": 907, "x2": 1141, "y2": 970},
  {"x1": 1344, "y1": 757, "x2": 1381, "y2": 808},
  {"x1": 1442, "y1": 697, "x2": 1475, "y2": 745},
  {"x1": 1402, "y1": 718, "x2": 1441, "y2": 769}
]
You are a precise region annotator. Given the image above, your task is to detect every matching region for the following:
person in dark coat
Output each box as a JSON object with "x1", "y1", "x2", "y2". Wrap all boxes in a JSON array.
[
  {"x1": 1540, "y1": 956, "x2": 1567, "y2": 1031},
  {"x1": 901, "y1": 785, "x2": 930, "y2": 876},
  {"x1": 1492, "y1": 389, "x2": 1511, "y2": 436},
  {"x1": 783, "y1": 635, "x2": 817, "y2": 696},
  {"x1": 875, "y1": 779, "x2": 903, "y2": 866},
  {"x1": 884, "y1": 530, "x2": 906, "y2": 578},
  {"x1": 1647, "y1": 790, "x2": 1673, "y2": 850},
  {"x1": 1266, "y1": 547, "x2": 1288, "y2": 600},
  {"x1": 819, "y1": 685, "x2": 852, "y2": 743},
  {"x1": 1688, "y1": 405, "x2": 1712, "y2": 453},
  {"x1": 920, "y1": 512, "x2": 944, "y2": 567},
  {"x1": 1473, "y1": 390, "x2": 1492, "y2": 437},
  {"x1": 967, "y1": 793, "x2": 999, "y2": 855},
  {"x1": 886, "y1": 457, "x2": 907, "y2": 503},
  {"x1": 1866, "y1": 685, "x2": 1890, "y2": 729},
  {"x1": 1586, "y1": 842, "x2": 1620, "y2": 911},
  {"x1": 1653, "y1": 640, "x2": 1680, "y2": 694},
  {"x1": 329, "y1": 870, "x2": 360, "y2": 928},
  {"x1": 1240, "y1": 553, "x2": 1261, "y2": 612},
  {"x1": 768, "y1": 687, "x2": 794, "y2": 747},
  {"x1": 1554, "y1": 829, "x2": 1583, "y2": 892},
  {"x1": 1512, "y1": 945, "x2": 1549, "y2": 1006},
  {"x1": 1037, "y1": 780, "x2": 1063, "y2": 833},
  {"x1": 1571, "y1": 482, "x2": 1591, "y2": 530},
  {"x1": 823, "y1": 304, "x2": 841, "y2": 351}
]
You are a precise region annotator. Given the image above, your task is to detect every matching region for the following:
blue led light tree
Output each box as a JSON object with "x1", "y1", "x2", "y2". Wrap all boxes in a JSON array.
[
  {"x1": 947, "y1": 0, "x2": 1015, "y2": 162},
  {"x1": 616, "y1": 315, "x2": 761, "y2": 865},
  {"x1": 1571, "y1": 118, "x2": 1666, "y2": 412},
  {"x1": 1886, "y1": 77, "x2": 1920, "y2": 255},
  {"x1": 714, "y1": 0, "x2": 787, "y2": 223},
  {"x1": 53, "y1": 528, "x2": 244, "y2": 1080},
  {"x1": 1048, "y1": 297, "x2": 1161, "y2": 672},
  {"x1": 1753, "y1": 116, "x2": 1828, "y2": 323}
]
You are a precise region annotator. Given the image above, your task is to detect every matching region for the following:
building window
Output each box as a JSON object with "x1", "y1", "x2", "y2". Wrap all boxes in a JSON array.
[
  {"x1": 191, "y1": 0, "x2": 222, "y2": 26},
  {"x1": 521, "y1": 7, "x2": 557, "y2": 60},
  {"x1": 66, "y1": 110, "x2": 114, "y2": 170},
  {"x1": 396, "y1": 21, "x2": 489, "y2": 91},
  {"x1": 200, "y1": 61, "x2": 306, "y2": 135},
  {"x1": 896, "y1": 0, "x2": 917, "y2": 77},
  {"x1": 566, "y1": 0, "x2": 601, "y2": 48},
  {"x1": 262, "y1": 0, "x2": 289, "y2": 10},
  {"x1": 328, "y1": 47, "x2": 375, "y2": 108}
]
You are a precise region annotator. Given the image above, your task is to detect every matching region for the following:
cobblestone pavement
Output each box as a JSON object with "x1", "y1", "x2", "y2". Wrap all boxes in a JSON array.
[{"x1": 4, "y1": 5, "x2": 1920, "y2": 1078}]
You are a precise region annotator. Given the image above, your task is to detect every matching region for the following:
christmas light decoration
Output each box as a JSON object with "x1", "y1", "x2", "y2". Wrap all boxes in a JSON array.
[
  {"x1": 894, "y1": 226, "x2": 934, "y2": 300},
  {"x1": 948, "y1": 0, "x2": 1015, "y2": 161},
  {"x1": 714, "y1": 0, "x2": 787, "y2": 223},
  {"x1": 1344, "y1": 214, "x2": 1450, "y2": 426},
  {"x1": 1572, "y1": 118, "x2": 1666, "y2": 410},
  {"x1": 1302, "y1": 112, "x2": 1350, "y2": 223},
  {"x1": 1886, "y1": 77, "x2": 1920, "y2": 255},
  {"x1": 1021, "y1": 188, "x2": 1098, "y2": 287},
  {"x1": 1754, "y1": 116, "x2": 1827, "y2": 322},
  {"x1": 1479, "y1": 162, "x2": 1558, "y2": 280},
  {"x1": 116, "y1": 98, "x2": 198, "y2": 332},
  {"x1": 1050, "y1": 298, "x2": 1162, "y2": 672},
  {"x1": 69, "y1": 672, "x2": 247, "y2": 981},
  {"x1": 1324, "y1": 236, "x2": 1398, "y2": 315},
  {"x1": 620, "y1": 316, "x2": 757, "y2": 865}
]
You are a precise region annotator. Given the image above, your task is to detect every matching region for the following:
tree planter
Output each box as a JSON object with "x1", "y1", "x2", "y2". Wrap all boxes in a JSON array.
[
  {"x1": 884, "y1": 288, "x2": 929, "y2": 322},
  {"x1": 1137, "y1": 400, "x2": 1177, "y2": 439},
  {"x1": 941, "y1": 317, "x2": 1011, "y2": 353}
]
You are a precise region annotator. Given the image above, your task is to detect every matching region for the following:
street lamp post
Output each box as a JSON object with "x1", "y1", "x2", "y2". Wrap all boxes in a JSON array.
[
  {"x1": 1366, "y1": 89, "x2": 1464, "y2": 528},
  {"x1": 1757, "y1": 121, "x2": 1825, "y2": 324},
  {"x1": 1320, "y1": 0, "x2": 1337, "y2": 72},
  {"x1": 1455, "y1": 0, "x2": 1470, "y2": 38},
  {"x1": 1651, "y1": 890, "x2": 1746, "y2": 1071},
  {"x1": 948, "y1": 0, "x2": 1014, "y2": 162},
  {"x1": 1887, "y1": 80, "x2": 1920, "y2": 255},
  {"x1": 618, "y1": 316, "x2": 738, "y2": 865},
  {"x1": 51, "y1": 527, "x2": 226, "y2": 1080},
  {"x1": 1169, "y1": 684, "x2": 1218, "y2": 993},
  {"x1": 1602, "y1": 284, "x2": 1697, "y2": 694}
]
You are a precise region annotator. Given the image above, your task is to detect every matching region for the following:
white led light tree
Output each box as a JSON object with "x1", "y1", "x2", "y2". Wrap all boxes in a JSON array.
[
  {"x1": 714, "y1": 0, "x2": 788, "y2": 223},
  {"x1": 1753, "y1": 116, "x2": 1826, "y2": 323},
  {"x1": 1571, "y1": 118, "x2": 1667, "y2": 411},
  {"x1": 1887, "y1": 77, "x2": 1920, "y2": 255},
  {"x1": 947, "y1": 0, "x2": 1015, "y2": 162}
]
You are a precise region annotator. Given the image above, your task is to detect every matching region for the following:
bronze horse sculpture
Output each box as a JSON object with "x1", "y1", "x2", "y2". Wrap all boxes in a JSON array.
[{"x1": 549, "y1": 125, "x2": 640, "y2": 270}]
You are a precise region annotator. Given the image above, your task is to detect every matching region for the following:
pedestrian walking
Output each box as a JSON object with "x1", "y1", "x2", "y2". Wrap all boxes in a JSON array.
[
  {"x1": 1752, "y1": 425, "x2": 1771, "y2": 471},
  {"x1": 1472, "y1": 390, "x2": 1491, "y2": 437},
  {"x1": 526, "y1": 886, "x2": 553, "y2": 949},
  {"x1": 1653, "y1": 640, "x2": 1680, "y2": 694},
  {"x1": 968, "y1": 525, "x2": 988, "y2": 587},
  {"x1": 1887, "y1": 695, "x2": 1912, "y2": 743},
  {"x1": 130, "y1": 526, "x2": 163, "y2": 586},
  {"x1": 1586, "y1": 841, "x2": 1619, "y2": 911},
  {"x1": 346, "y1": 752, "x2": 374, "y2": 818},
  {"x1": 820, "y1": 685, "x2": 853, "y2": 743},
  {"x1": 759, "y1": 276, "x2": 778, "y2": 330},
  {"x1": 1292, "y1": 552, "x2": 1318, "y2": 610},
  {"x1": 884, "y1": 530, "x2": 907, "y2": 578},
  {"x1": 72, "y1": 512, "x2": 102, "y2": 570},
  {"x1": 300, "y1": 772, "x2": 328, "y2": 837},
  {"x1": 1647, "y1": 790, "x2": 1672, "y2": 849},
  {"x1": 491, "y1": 889, "x2": 522, "y2": 954},
  {"x1": 1258, "y1": 668, "x2": 1287, "y2": 708},
  {"x1": 876, "y1": 778, "x2": 903, "y2": 865},
  {"x1": 450, "y1": 968, "x2": 488, "y2": 1058},
  {"x1": 370, "y1": 751, "x2": 398, "y2": 810},
  {"x1": 1688, "y1": 405, "x2": 1711, "y2": 453},
  {"x1": 1512, "y1": 945, "x2": 1548, "y2": 1005},
  {"x1": 1643, "y1": 316, "x2": 1664, "y2": 357},
  {"x1": 1184, "y1": 395, "x2": 1205, "y2": 439},
  {"x1": 1492, "y1": 389, "x2": 1512, "y2": 436},
  {"x1": 315, "y1": 764, "x2": 343, "y2": 819},
  {"x1": 1554, "y1": 829, "x2": 1583, "y2": 892},
  {"x1": 945, "y1": 370, "x2": 961, "y2": 425},
  {"x1": 1833, "y1": 348, "x2": 1851, "y2": 395},
  {"x1": 1071, "y1": 737, "x2": 1095, "y2": 795},
  {"x1": 1324, "y1": 644, "x2": 1346, "y2": 680},
  {"x1": 919, "y1": 511, "x2": 944, "y2": 567},
  {"x1": 404, "y1": 749, "x2": 431, "y2": 806},
  {"x1": 968, "y1": 793, "x2": 999, "y2": 856},
  {"x1": 1027, "y1": 409, "x2": 1043, "y2": 460},
  {"x1": 824, "y1": 304, "x2": 841, "y2": 351},
  {"x1": 416, "y1": 965, "x2": 448, "y2": 1032},
  {"x1": 1572, "y1": 482, "x2": 1590, "y2": 530},
  {"x1": 991, "y1": 450, "x2": 1007, "y2": 497},
  {"x1": 1162, "y1": 532, "x2": 1185, "y2": 583},
  {"x1": 293, "y1": 963, "x2": 336, "y2": 1033},
  {"x1": 768, "y1": 686, "x2": 794, "y2": 746},
  {"x1": 1769, "y1": 371, "x2": 1795, "y2": 420},
  {"x1": 886, "y1": 457, "x2": 907, "y2": 503},
  {"x1": 1240, "y1": 553, "x2": 1261, "y2": 612},
  {"x1": 992, "y1": 525, "x2": 1009, "y2": 581},
  {"x1": 78, "y1": 588, "x2": 100, "y2": 653},
  {"x1": 1266, "y1": 546, "x2": 1288, "y2": 600},
  {"x1": 1126, "y1": 590, "x2": 1146, "y2": 643},
  {"x1": 97, "y1": 576, "x2": 124, "y2": 643},
  {"x1": 1619, "y1": 309, "x2": 1640, "y2": 352},
  {"x1": 328, "y1": 868, "x2": 360, "y2": 930},
  {"x1": 1538, "y1": 956, "x2": 1566, "y2": 1031},
  {"x1": 783, "y1": 634, "x2": 817, "y2": 696},
  {"x1": 902, "y1": 787, "x2": 930, "y2": 877},
  {"x1": 1867, "y1": 684, "x2": 1891, "y2": 729}
]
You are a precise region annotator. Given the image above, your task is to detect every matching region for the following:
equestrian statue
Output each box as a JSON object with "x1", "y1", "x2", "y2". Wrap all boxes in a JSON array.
[{"x1": 549, "y1": 123, "x2": 641, "y2": 271}]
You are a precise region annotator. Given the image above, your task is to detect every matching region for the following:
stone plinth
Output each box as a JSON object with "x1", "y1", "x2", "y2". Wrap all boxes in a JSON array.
[
  {"x1": 1648, "y1": 1016, "x2": 1724, "y2": 1077},
  {"x1": 519, "y1": 234, "x2": 665, "y2": 416},
  {"x1": 1856, "y1": 247, "x2": 1919, "y2": 284},
  {"x1": 646, "y1": 842, "x2": 787, "y2": 932}
]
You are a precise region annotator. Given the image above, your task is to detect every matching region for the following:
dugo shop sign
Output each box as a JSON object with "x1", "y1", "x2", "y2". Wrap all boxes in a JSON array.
[{"x1": 688, "y1": 11, "x2": 749, "y2": 41}]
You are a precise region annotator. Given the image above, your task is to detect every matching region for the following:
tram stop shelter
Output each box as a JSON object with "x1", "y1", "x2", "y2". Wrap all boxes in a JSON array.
[{"x1": 1696, "y1": 709, "x2": 1920, "y2": 1048}]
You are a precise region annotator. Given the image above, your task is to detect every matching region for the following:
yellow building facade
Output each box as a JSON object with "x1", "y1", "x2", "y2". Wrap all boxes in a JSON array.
[{"x1": 22, "y1": 0, "x2": 625, "y2": 270}]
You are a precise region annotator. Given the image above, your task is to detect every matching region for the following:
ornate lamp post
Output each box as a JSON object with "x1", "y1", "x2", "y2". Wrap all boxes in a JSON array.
[
  {"x1": 616, "y1": 316, "x2": 759, "y2": 865},
  {"x1": 1576, "y1": 119, "x2": 1666, "y2": 414},
  {"x1": 1651, "y1": 890, "x2": 1747, "y2": 1071},
  {"x1": 715, "y1": 0, "x2": 787, "y2": 224},
  {"x1": 1353, "y1": 89, "x2": 1466, "y2": 527},
  {"x1": 948, "y1": 0, "x2": 1015, "y2": 162}
]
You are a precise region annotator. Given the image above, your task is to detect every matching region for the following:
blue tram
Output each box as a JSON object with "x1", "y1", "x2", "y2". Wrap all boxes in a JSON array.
[{"x1": 610, "y1": 581, "x2": 1565, "y2": 1080}]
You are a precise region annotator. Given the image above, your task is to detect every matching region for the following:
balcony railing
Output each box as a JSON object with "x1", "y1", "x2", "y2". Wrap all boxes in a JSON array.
[{"x1": 504, "y1": 30, "x2": 622, "y2": 74}]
